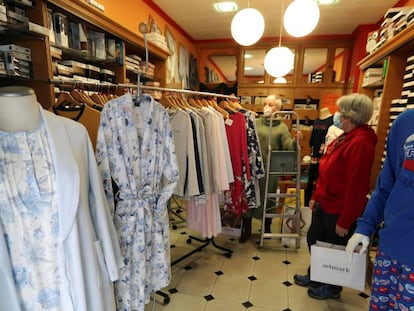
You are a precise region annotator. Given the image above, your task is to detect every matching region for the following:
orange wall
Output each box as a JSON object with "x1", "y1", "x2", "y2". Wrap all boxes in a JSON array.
[{"x1": 98, "y1": 0, "x2": 198, "y2": 86}]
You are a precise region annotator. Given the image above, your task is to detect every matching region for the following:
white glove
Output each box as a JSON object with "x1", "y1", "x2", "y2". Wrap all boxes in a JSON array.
[{"x1": 345, "y1": 233, "x2": 370, "y2": 262}]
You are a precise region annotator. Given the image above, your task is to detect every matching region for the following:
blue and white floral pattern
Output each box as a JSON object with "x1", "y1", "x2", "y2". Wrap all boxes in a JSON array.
[
  {"x1": 0, "y1": 123, "x2": 61, "y2": 310},
  {"x1": 96, "y1": 93, "x2": 179, "y2": 311}
]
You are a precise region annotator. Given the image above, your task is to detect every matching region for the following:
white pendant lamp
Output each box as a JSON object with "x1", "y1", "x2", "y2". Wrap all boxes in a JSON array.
[
  {"x1": 284, "y1": 0, "x2": 320, "y2": 37},
  {"x1": 264, "y1": 46, "x2": 294, "y2": 78},
  {"x1": 273, "y1": 76, "x2": 287, "y2": 83},
  {"x1": 263, "y1": 4, "x2": 294, "y2": 78},
  {"x1": 231, "y1": 8, "x2": 265, "y2": 46}
]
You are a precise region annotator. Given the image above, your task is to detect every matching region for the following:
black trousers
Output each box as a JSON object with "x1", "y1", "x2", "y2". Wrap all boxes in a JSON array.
[
  {"x1": 305, "y1": 163, "x2": 319, "y2": 206},
  {"x1": 306, "y1": 203, "x2": 356, "y2": 292}
]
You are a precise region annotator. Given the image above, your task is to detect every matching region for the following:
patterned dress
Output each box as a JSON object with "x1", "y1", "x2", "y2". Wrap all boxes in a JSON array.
[
  {"x1": 96, "y1": 93, "x2": 179, "y2": 311},
  {"x1": 239, "y1": 109, "x2": 265, "y2": 209},
  {"x1": 0, "y1": 122, "x2": 61, "y2": 310}
]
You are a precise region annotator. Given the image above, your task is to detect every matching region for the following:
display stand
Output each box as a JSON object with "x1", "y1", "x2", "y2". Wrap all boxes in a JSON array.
[
  {"x1": 49, "y1": 77, "x2": 237, "y2": 305},
  {"x1": 168, "y1": 196, "x2": 186, "y2": 230},
  {"x1": 171, "y1": 236, "x2": 233, "y2": 266}
]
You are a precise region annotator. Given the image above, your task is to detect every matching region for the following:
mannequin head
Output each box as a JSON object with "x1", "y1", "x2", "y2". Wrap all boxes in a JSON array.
[
  {"x1": 0, "y1": 86, "x2": 41, "y2": 132},
  {"x1": 263, "y1": 95, "x2": 282, "y2": 117}
]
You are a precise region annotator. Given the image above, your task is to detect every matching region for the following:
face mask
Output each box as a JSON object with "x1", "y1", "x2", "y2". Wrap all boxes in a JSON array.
[
  {"x1": 333, "y1": 112, "x2": 341, "y2": 128},
  {"x1": 263, "y1": 105, "x2": 273, "y2": 117}
]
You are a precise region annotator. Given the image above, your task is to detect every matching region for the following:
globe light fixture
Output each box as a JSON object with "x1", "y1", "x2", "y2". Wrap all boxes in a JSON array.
[
  {"x1": 264, "y1": 4, "x2": 294, "y2": 78},
  {"x1": 284, "y1": 0, "x2": 320, "y2": 37},
  {"x1": 231, "y1": 8, "x2": 265, "y2": 46},
  {"x1": 273, "y1": 76, "x2": 287, "y2": 83},
  {"x1": 264, "y1": 46, "x2": 294, "y2": 78}
]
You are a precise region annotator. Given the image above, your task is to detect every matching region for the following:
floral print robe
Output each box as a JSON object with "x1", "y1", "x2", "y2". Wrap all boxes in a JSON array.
[{"x1": 96, "y1": 93, "x2": 179, "y2": 311}]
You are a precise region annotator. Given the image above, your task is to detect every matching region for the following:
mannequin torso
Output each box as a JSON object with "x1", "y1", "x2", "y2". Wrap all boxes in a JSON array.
[{"x1": 0, "y1": 86, "x2": 41, "y2": 132}]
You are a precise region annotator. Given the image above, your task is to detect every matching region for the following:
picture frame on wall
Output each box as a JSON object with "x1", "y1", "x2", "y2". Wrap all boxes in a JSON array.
[{"x1": 165, "y1": 25, "x2": 179, "y2": 84}]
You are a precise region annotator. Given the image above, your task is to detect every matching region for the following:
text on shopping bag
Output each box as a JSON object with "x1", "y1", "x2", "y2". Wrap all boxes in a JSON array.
[{"x1": 310, "y1": 241, "x2": 367, "y2": 291}]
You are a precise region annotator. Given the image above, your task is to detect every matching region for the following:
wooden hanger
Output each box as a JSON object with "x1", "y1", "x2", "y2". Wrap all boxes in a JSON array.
[
  {"x1": 90, "y1": 93, "x2": 106, "y2": 106},
  {"x1": 159, "y1": 96, "x2": 176, "y2": 109},
  {"x1": 167, "y1": 96, "x2": 180, "y2": 109},
  {"x1": 53, "y1": 92, "x2": 85, "y2": 121},
  {"x1": 209, "y1": 99, "x2": 229, "y2": 119},
  {"x1": 177, "y1": 95, "x2": 191, "y2": 109},
  {"x1": 200, "y1": 99, "x2": 209, "y2": 107},
  {"x1": 70, "y1": 89, "x2": 103, "y2": 111},
  {"x1": 229, "y1": 99, "x2": 243, "y2": 110},
  {"x1": 56, "y1": 91, "x2": 81, "y2": 109},
  {"x1": 218, "y1": 100, "x2": 238, "y2": 113},
  {"x1": 167, "y1": 96, "x2": 179, "y2": 108},
  {"x1": 188, "y1": 97, "x2": 202, "y2": 109}
]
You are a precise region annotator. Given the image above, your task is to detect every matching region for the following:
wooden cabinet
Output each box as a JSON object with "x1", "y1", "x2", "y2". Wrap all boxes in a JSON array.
[
  {"x1": 237, "y1": 40, "x2": 353, "y2": 103},
  {"x1": 358, "y1": 22, "x2": 414, "y2": 190},
  {"x1": 1, "y1": 0, "x2": 169, "y2": 109}
]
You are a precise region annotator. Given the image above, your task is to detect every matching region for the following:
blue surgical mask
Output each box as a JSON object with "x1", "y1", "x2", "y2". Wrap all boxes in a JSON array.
[{"x1": 333, "y1": 112, "x2": 341, "y2": 128}]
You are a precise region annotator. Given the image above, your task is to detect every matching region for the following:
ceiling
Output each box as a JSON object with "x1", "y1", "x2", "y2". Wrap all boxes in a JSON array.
[
  {"x1": 150, "y1": 0, "x2": 399, "y2": 40},
  {"x1": 148, "y1": 0, "x2": 400, "y2": 81}
]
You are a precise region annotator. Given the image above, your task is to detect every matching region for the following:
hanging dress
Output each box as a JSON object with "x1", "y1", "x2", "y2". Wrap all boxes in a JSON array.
[
  {"x1": 96, "y1": 93, "x2": 179, "y2": 311},
  {"x1": 0, "y1": 122, "x2": 61, "y2": 310}
]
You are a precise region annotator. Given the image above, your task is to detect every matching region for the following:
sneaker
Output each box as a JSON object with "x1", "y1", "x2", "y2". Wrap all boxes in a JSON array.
[
  {"x1": 293, "y1": 274, "x2": 320, "y2": 288},
  {"x1": 308, "y1": 285, "x2": 341, "y2": 300}
]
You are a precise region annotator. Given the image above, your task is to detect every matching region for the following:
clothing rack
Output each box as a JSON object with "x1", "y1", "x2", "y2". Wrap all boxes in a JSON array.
[
  {"x1": 50, "y1": 78, "x2": 235, "y2": 269},
  {"x1": 168, "y1": 197, "x2": 233, "y2": 265},
  {"x1": 49, "y1": 79, "x2": 239, "y2": 100},
  {"x1": 171, "y1": 236, "x2": 233, "y2": 266}
]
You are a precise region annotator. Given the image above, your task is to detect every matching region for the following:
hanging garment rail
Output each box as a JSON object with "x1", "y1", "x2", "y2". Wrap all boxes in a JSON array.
[
  {"x1": 49, "y1": 79, "x2": 239, "y2": 99},
  {"x1": 50, "y1": 78, "x2": 234, "y2": 264}
]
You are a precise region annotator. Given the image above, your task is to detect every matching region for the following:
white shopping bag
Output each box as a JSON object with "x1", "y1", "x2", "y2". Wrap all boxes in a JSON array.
[{"x1": 310, "y1": 241, "x2": 367, "y2": 291}]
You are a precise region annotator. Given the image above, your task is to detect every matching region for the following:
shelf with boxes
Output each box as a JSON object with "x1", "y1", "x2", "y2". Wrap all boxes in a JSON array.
[
  {"x1": 0, "y1": 0, "x2": 51, "y2": 80},
  {"x1": 2, "y1": 0, "x2": 170, "y2": 108},
  {"x1": 47, "y1": 0, "x2": 169, "y2": 90},
  {"x1": 0, "y1": 0, "x2": 55, "y2": 105},
  {"x1": 358, "y1": 9, "x2": 414, "y2": 190},
  {"x1": 0, "y1": 43, "x2": 32, "y2": 79},
  {"x1": 46, "y1": 2, "x2": 128, "y2": 89}
]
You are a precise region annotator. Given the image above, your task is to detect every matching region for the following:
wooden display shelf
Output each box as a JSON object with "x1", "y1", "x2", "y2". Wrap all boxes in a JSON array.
[
  {"x1": 48, "y1": 0, "x2": 170, "y2": 61},
  {"x1": 358, "y1": 22, "x2": 414, "y2": 70}
]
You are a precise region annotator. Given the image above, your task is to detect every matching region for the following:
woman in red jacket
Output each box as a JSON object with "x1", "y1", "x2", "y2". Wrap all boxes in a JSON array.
[{"x1": 294, "y1": 93, "x2": 377, "y2": 300}]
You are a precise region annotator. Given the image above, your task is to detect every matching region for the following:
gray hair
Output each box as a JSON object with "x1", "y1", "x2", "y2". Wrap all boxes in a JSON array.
[
  {"x1": 265, "y1": 94, "x2": 283, "y2": 110},
  {"x1": 337, "y1": 93, "x2": 373, "y2": 125}
]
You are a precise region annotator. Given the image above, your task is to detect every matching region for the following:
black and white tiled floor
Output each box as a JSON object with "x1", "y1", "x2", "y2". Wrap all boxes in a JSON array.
[{"x1": 146, "y1": 218, "x2": 370, "y2": 311}]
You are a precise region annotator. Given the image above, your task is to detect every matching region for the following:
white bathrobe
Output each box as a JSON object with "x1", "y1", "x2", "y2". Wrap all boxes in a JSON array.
[{"x1": 0, "y1": 107, "x2": 122, "y2": 311}]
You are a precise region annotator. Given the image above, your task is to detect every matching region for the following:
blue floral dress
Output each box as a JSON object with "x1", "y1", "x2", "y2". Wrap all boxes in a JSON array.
[
  {"x1": 0, "y1": 122, "x2": 61, "y2": 310},
  {"x1": 96, "y1": 93, "x2": 179, "y2": 311}
]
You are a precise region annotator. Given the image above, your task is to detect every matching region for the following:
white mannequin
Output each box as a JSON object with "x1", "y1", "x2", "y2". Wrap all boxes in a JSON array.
[
  {"x1": 318, "y1": 107, "x2": 332, "y2": 120},
  {"x1": 0, "y1": 86, "x2": 41, "y2": 132}
]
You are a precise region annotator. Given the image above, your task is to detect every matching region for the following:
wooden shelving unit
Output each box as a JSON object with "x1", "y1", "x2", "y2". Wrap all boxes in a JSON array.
[
  {"x1": 1, "y1": 0, "x2": 169, "y2": 109},
  {"x1": 358, "y1": 22, "x2": 414, "y2": 190}
]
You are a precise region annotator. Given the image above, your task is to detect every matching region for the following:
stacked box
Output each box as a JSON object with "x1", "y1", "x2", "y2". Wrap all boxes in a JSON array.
[{"x1": 0, "y1": 44, "x2": 32, "y2": 78}]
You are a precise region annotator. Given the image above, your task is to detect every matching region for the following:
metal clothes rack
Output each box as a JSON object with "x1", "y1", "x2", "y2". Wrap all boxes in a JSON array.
[
  {"x1": 49, "y1": 78, "x2": 235, "y2": 265},
  {"x1": 49, "y1": 79, "x2": 239, "y2": 100},
  {"x1": 50, "y1": 22, "x2": 234, "y2": 306},
  {"x1": 169, "y1": 196, "x2": 186, "y2": 230}
]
